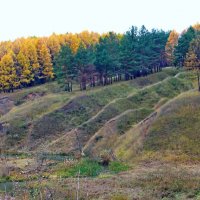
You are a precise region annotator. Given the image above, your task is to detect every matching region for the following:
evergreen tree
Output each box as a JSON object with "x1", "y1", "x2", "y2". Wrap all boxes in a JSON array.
[
  {"x1": 54, "y1": 44, "x2": 75, "y2": 91},
  {"x1": 174, "y1": 27, "x2": 196, "y2": 66},
  {"x1": 149, "y1": 29, "x2": 169, "y2": 71},
  {"x1": 120, "y1": 26, "x2": 139, "y2": 80},
  {"x1": 75, "y1": 43, "x2": 95, "y2": 90},
  {"x1": 95, "y1": 32, "x2": 121, "y2": 84}
]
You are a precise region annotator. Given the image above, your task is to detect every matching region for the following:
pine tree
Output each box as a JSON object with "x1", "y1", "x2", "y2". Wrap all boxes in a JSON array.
[
  {"x1": 120, "y1": 26, "x2": 138, "y2": 80},
  {"x1": 75, "y1": 43, "x2": 94, "y2": 90},
  {"x1": 54, "y1": 44, "x2": 75, "y2": 91},
  {"x1": 95, "y1": 32, "x2": 121, "y2": 84},
  {"x1": 174, "y1": 27, "x2": 196, "y2": 66}
]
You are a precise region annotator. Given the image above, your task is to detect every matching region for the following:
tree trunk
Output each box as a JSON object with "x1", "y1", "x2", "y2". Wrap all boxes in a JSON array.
[
  {"x1": 66, "y1": 82, "x2": 69, "y2": 92},
  {"x1": 100, "y1": 74, "x2": 104, "y2": 85},
  {"x1": 104, "y1": 75, "x2": 108, "y2": 85},
  {"x1": 69, "y1": 82, "x2": 72, "y2": 92},
  {"x1": 92, "y1": 76, "x2": 95, "y2": 87},
  {"x1": 125, "y1": 73, "x2": 129, "y2": 81},
  {"x1": 197, "y1": 71, "x2": 200, "y2": 92}
]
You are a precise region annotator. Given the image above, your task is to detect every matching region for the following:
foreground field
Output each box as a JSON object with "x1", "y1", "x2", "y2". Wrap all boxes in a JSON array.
[{"x1": 0, "y1": 68, "x2": 200, "y2": 199}]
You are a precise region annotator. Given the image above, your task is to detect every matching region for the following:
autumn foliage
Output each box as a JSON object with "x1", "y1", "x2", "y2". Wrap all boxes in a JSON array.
[
  {"x1": 0, "y1": 24, "x2": 199, "y2": 93},
  {"x1": 0, "y1": 31, "x2": 99, "y2": 92}
]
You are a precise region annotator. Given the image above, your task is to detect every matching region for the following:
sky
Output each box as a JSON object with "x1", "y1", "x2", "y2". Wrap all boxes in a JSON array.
[{"x1": 0, "y1": 0, "x2": 199, "y2": 41}]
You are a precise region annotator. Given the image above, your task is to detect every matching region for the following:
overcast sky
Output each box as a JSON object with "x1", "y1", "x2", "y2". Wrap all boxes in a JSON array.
[{"x1": 0, "y1": 0, "x2": 199, "y2": 41}]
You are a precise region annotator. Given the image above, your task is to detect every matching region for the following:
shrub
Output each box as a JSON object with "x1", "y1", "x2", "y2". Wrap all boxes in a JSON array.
[{"x1": 100, "y1": 150, "x2": 114, "y2": 166}]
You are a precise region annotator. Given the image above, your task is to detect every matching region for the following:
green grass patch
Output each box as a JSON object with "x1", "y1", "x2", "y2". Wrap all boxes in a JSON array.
[
  {"x1": 58, "y1": 159, "x2": 103, "y2": 177},
  {"x1": 116, "y1": 108, "x2": 153, "y2": 135},
  {"x1": 0, "y1": 176, "x2": 11, "y2": 183},
  {"x1": 57, "y1": 159, "x2": 130, "y2": 178},
  {"x1": 108, "y1": 161, "x2": 130, "y2": 173}
]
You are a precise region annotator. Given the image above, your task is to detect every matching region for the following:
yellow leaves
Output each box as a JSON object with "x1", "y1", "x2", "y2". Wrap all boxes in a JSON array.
[
  {"x1": 17, "y1": 51, "x2": 30, "y2": 68},
  {"x1": 0, "y1": 53, "x2": 17, "y2": 90},
  {"x1": 16, "y1": 51, "x2": 34, "y2": 85},
  {"x1": 165, "y1": 30, "x2": 179, "y2": 65},
  {"x1": 0, "y1": 53, "x2": 14, "y2": 71},
  {"x1": 184, "y1": 51, "x2": 199, "y2": 70},
  {"x1": 47, "y1": 34, "x2": 61, "y2": 56},
  {"x1": 39, "y1": 44, "x2": 53, "y2": 79},
  {"x1": 0, "y1": 31, "x2": 100, "y2": 91},
  {"x1": 193, "y1": 23, "x2": 200, "y2": 31},
  {"x1": 66, "y1": 33, "x2": 82, "y2": 53},
  {"x1": 40, "y1": 44, "x2": 52, "y2": 65},
  {"x1": 184, "y1": 36, "x2": 200, "y2": 70}
]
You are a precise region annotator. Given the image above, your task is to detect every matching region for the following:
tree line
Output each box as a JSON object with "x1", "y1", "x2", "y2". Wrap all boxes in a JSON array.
[
  {"x1": 165, "y1": 23, "x2": 200, "y2": 90},
  {"x1": 55, "y1": 26, "x2": 169, "y2": 91},
  {"x1": 0, "y1": 24, "x2": 199, "y2": 93},
  {"x1": 0, "y1": 31, "x2": 99, "y2": 92}
]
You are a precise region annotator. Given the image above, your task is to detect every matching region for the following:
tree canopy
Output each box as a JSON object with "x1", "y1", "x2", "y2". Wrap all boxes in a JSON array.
[{"x1": 0, "y1": 24, "x2": 199, "y2": 92}]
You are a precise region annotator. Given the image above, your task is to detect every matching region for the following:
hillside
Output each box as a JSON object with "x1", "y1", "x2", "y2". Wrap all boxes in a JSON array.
[
  {"x1": 0, "y1": 68, "x2": 181, "y2": 152},
  {"x1": 0, "y1": 68, "x2": 200, "y2": 199}
]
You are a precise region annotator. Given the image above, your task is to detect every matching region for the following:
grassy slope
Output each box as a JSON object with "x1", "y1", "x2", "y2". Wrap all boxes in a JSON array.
[
  {"x1": 1, "y1": 69, "x2": 200, "y2": 200},
  {"x1": 37, "y1": 69, "x2": 182, "y2": 153},
  {"x1": 83, "y1": 74, "x2": 193, "y2": 157},
  {"x1": 0, "y1": 68, "x2": 179, "y2": 152},
  {"x1": 141, "y1": 90, "x2": 200, "y2": 163},
  {"x1": 112, "y1": 72, "x2": 198, "y2": 162}
]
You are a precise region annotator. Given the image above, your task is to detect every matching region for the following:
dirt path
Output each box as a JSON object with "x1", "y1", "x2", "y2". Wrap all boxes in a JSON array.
[
  {"x1": 80, "y1": 97, "x2": 128, "y2": 127},
  {"x1": 43, "y1": 73, "x2": 181, "y2": 153}
]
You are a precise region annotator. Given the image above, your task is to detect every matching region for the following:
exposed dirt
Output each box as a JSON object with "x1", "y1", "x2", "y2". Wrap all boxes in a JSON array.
[
  {"x1": 44, "y1": 100, "x2": 133, "y2": 154},
  {"x1": 83, "y1": 109, "x2": 136, "y2": 155},
  {"x1": 24, "y1": 92, "x2": 46, "y2": 101},
  {"x1": 0, "y1": 97, "x2": 14, "y2": 116},
  {"x1": 27, "y1": 95, "x2": 92, "y2": 150}
]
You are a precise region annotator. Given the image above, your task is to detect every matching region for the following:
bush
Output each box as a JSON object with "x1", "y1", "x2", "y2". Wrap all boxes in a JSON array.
[{"x1": 100, "y1": 150, "x2": 114, "y2": 166}]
